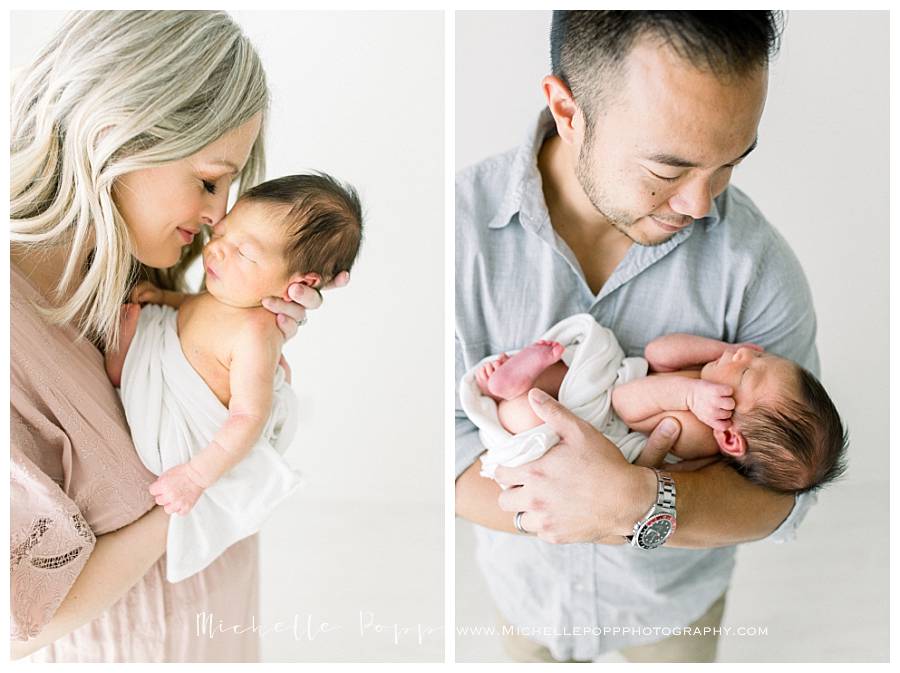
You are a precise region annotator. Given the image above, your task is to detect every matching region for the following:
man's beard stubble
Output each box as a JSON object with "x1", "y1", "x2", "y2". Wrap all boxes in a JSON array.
[{"x1": 574, "y1": 128, "x2": 674, "y2": 248}]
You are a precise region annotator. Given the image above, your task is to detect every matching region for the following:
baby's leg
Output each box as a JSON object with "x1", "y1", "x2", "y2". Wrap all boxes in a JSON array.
[
  {"x1": 495, "y1": 361, "x2": 569, "y2": 434},
  {"x1": 497, "y1": 395, "x2": 544, "y2": 434},
  {"x1": 104, "y1": 303, "x2": 141, "y2": 388},
  {"x1": 483, "y1": 340, "x2": 566, "y2": 400}
]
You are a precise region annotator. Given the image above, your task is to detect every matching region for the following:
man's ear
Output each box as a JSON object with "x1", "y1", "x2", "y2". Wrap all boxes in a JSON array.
[
  {"x1": 282, "y1": 272, "x2": 321, "y2": 300},
  {"x1": 541, "y1": 75, "x2": 582, "y2": 146},
  {"x1": 713, "y1": 426, "x2": 747, "y2": 458}
]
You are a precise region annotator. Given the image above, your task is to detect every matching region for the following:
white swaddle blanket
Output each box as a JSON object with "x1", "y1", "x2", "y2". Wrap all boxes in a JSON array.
[
  {"x1": 119, "y1": 304, "x2": 302, "y2": 583},
  {"x1": 460, "y1": 314, "x2": 657, "y2": 480}
]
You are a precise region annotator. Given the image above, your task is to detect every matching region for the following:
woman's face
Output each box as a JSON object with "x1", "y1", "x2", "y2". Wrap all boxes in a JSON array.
[{"x1": 112, "y1": 112, "x2": 263, "y2": 268}]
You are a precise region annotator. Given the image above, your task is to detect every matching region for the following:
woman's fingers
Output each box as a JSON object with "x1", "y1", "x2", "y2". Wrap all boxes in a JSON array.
[
  {"x1": 326, "y1": 270, "x2": 350, "y2": 290},
  {"x1": 286, "y1": 283, "x2": 323, "y2": 310}
]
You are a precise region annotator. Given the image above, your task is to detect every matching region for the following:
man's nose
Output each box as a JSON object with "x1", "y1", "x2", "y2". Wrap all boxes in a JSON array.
[{"x1": 669, "y1": 175, "x2": 712, "y2": 220}]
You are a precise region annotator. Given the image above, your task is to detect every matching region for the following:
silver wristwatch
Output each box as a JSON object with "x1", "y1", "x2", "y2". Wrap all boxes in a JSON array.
[{"x1": 626, "y1": 469, "x2": 676, "y2": 550}]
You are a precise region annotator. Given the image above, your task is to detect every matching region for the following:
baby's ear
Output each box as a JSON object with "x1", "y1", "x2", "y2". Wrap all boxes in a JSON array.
[
  {"x1": 282, "y1": 272, "x2": 322, "y2": 300},
  {"x1": 713, "y1": 427, "x2": 747, "y2": 458}
]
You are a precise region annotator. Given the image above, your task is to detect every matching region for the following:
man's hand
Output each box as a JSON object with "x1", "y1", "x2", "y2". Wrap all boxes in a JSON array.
[
  {"x1": 262, "y1": 271, "x2": 351, "y2": 341},
  {"x1": 148, "y1": 463, "x2": 207, "y2": 516},
  {"x1": 493, "y1": 389, "x2": 678, "y2": 545},
  {"x1": 687, "y1": 380, "x2": 735, "y2": 431}
]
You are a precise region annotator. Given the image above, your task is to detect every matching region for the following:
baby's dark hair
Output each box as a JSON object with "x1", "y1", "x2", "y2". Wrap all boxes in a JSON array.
[
  {"x1": 240, "y1": 173, "x2": 363, "y2": 285},
  {"x1": 726, "y1": 365, "x2": 848, "y2": 495}
]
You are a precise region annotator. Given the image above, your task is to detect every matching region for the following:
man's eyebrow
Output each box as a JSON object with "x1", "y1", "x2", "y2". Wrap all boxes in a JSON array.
[{"x1": 645, "y1": 137, "x2": 758, "y2": 169}]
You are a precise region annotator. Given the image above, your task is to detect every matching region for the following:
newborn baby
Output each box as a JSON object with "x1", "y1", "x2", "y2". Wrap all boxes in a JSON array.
[
  {"x1": 477, "y1": 333, "x2": 847, "y2": 494},
  {"x1": 104, "y1": 173, "x2": 363, "y2": 580}
]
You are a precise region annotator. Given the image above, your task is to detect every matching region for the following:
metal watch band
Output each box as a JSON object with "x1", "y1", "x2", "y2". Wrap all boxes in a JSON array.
[
  {"x1": 656, "y1": 469, "x2": 676, "y2": 511},
  {"x1": 626, "y1": 469, "x2": 677, "y2": 548}
]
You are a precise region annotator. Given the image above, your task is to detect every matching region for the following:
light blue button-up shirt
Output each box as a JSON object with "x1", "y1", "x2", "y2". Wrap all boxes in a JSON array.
[{"x1": 456, "y1": 109, "x2": 819, "y2": 660}]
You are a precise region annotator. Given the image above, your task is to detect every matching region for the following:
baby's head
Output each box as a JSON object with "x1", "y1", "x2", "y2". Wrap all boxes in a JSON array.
[
  {"x1": 700, "y1": 347, "x2": 848, "y2": 494},
  {"x1": 202, "y1": 173, "x2": 363, "y2": 307}
]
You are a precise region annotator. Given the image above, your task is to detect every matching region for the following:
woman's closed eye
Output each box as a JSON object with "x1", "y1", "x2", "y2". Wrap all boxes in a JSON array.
[{"x1": 202, "y1": 179, "x2": 217, "y2": 194}]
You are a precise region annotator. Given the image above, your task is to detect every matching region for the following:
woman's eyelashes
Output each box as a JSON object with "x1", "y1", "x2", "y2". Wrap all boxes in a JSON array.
[{"x1": 202, "y1": 179, "x2": 217, "y2": 194}]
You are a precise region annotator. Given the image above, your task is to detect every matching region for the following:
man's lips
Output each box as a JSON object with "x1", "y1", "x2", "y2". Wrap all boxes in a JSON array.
[
  {"x1": 177, "y1": 227, "x2": 199, "y2": 244},
  {"x1": 650, "y1": 215, "x2": 691, "y2": 233}
]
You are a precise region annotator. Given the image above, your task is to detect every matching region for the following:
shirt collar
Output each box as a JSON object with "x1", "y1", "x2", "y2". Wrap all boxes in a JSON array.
[{"x1": 488, "y1": 107, "x2": 723, "y2": 231}]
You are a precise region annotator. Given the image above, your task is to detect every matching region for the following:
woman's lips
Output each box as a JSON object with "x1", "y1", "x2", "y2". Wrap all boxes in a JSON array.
[{"x1": 177, "y1": 227, "x2": 197, "y2": 244}]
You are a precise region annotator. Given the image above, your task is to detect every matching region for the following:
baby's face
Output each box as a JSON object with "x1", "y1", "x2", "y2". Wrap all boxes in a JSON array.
[
  {"x1": 700, "y1": 347, "x2": 798, "y2": 416},
  {"x1": 202, "y1": 199, "x2": 293, "y2": 308}
]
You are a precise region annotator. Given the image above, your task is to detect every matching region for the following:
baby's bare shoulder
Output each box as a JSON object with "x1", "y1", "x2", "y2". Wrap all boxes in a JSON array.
[{"x1": 233, "y1": 307, "x2": 283, "y2": 344}]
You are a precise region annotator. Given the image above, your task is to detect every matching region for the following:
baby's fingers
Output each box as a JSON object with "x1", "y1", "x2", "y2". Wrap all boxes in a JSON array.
[
  {"x1": 709, "y1": 418, "x2": 732, "y2": 431},
  {"x1": 718, "y1": 396, "x2": 736, "y2": 411}
]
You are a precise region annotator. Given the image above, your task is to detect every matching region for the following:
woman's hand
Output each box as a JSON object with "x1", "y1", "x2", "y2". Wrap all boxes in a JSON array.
[{"x1": 262, "y1": 271, "x2": 351, "y2": 340}]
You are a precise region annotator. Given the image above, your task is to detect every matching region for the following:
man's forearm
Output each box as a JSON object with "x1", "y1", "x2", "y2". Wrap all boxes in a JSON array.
[
  {"x1": 455, "y1": 461, "x2": 517, "y2": 534},
  {"x1": 660, "y1": 462, "x2": 795, "y2": 548}
]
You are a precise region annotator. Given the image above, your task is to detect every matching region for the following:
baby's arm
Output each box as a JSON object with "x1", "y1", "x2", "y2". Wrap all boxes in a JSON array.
[
  {"x1": 611, "y1": 373, "x2": 735, "y2": 432},
  {"x1": 148, "y1": 319, "x2": 283, "y2": 515},
  {"x1": 645, "y1": 334, "x2": 762, "y2": 372},
  {"x1": 131, "y1": 280, "x2": 186, "y2": 309}
]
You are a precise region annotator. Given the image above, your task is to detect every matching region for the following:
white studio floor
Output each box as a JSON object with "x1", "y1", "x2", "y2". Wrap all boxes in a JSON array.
[
  {"x1": 455, "y1": 475, "x2": 889, "y2": 663},
  {"x1": 261, "y1": 496, "x2": 443, "y2": 662}
]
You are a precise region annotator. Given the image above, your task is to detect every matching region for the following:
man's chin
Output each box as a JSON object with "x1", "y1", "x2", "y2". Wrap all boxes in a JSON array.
[{"x1": 613, "y1": 220, "x2": 677, "y2": 247}]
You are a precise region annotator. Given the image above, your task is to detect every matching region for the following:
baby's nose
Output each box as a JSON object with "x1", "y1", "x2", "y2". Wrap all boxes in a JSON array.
[{"x1": 733, "y1": 347, "x2": 755, "y2": 361}]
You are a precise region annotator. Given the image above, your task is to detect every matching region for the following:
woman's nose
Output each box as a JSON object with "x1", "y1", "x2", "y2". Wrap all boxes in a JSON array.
[{"x1": 200, "y1": 193, "x2": 228, "y2": 229}]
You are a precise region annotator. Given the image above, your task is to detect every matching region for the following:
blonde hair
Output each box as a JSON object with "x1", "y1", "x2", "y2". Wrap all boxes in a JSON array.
[{"x1": 11, "y1": 10, "x2": 268, "y2": 350}]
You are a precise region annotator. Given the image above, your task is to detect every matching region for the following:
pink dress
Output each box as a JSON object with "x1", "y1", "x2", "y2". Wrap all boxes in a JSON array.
[{"x1": 10, "y1": 265, "x2": 260, "y2": 662}]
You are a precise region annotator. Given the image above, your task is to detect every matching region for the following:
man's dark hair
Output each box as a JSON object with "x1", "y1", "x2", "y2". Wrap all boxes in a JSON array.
[
  {"x1": 550, "y1": 11, "x2": 784, "y2": 122},
  {"x1": 240, "y1": 173, "x2": 363, "y2": 285},
  {"x1": 724, "y1": 365, "x2": 849, "y2": 495}
]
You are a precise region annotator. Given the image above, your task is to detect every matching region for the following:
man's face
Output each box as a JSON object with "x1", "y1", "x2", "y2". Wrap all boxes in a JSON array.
[{"x1": 572, "y1": 37, "x2": 768, "y2": 246}]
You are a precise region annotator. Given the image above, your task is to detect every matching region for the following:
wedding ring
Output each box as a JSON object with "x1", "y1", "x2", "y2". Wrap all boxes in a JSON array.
[{"x1": 514, "y1": 511, "x2": 529, "y2": 535}]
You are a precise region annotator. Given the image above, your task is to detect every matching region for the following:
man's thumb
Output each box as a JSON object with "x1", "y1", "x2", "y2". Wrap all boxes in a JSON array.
[{"x1": 528, "y1": 388, "x2": 576, "y2": 434}]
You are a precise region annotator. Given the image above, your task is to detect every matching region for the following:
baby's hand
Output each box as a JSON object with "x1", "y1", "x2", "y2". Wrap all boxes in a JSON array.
[
  {"x1": 148, "y1": 463, "x2": 207, "y2": 516},
  {"x1": 687, "y1": 380, "x2": 735, "y2": 431},
  {"x1": 131, "y1": 280, "x2": 166, "y2": 305}
]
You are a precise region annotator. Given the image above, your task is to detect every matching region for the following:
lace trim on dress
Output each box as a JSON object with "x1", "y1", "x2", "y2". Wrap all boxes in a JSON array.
[{"x1": 10, "y1": 512, "x2": 96, "y2": 571}]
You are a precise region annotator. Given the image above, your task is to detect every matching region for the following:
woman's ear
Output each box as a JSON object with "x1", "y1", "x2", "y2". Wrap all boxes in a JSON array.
[
  {"x1": 282, "y1": 272, "x2": 322, "y2": 300},
  {"x1": 713, "y1": 427, "x2": 747, "y2": 458}
]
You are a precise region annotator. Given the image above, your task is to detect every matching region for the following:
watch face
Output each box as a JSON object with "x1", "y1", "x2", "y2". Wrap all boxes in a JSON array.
[{"x1": 637, "y1": 514, "x2": 675, "y2": 549}]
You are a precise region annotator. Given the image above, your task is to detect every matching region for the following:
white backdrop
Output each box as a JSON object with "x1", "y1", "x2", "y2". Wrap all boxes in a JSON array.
[
  {"x1": 12, "y1": 10, "x2": 444, "y2": 662},
  {"x1": 455, "y1": 11, "x2": 889, "y2": 663}
]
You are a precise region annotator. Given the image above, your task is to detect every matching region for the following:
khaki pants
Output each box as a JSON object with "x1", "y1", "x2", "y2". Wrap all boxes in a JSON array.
[{"x1": 500, "y1": 593, "x2": 727, "y2": 663}]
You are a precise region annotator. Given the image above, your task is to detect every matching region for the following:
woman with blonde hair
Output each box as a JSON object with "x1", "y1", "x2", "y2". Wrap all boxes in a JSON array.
[{"x1": 11, "y1": 11, "x2": 345, "y2": 661}]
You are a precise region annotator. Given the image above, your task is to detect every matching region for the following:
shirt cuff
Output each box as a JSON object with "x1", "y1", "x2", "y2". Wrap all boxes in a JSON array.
[
  {"x1": 455, "y1": 416, "x2": 485, "y2": 480},
  {"x1": 764, "y1": 489, "x2": 818, "y2": 543}
]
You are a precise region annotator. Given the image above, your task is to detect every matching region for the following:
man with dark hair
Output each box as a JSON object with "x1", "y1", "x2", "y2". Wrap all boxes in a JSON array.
[{"x1": 456, "y1": 11, "x2": 819, "y2": 662}]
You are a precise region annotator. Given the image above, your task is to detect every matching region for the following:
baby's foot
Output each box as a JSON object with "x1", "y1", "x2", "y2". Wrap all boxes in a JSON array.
[
  {"x1": 104, "y1": 303, "x2": 141, "y2": 388},
  {"x1": 486, "y1": 340, "x2": 565, "y2": 401},
  {"x1": 476, "y1": 353, "x2": 510, "y2": 402}
]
